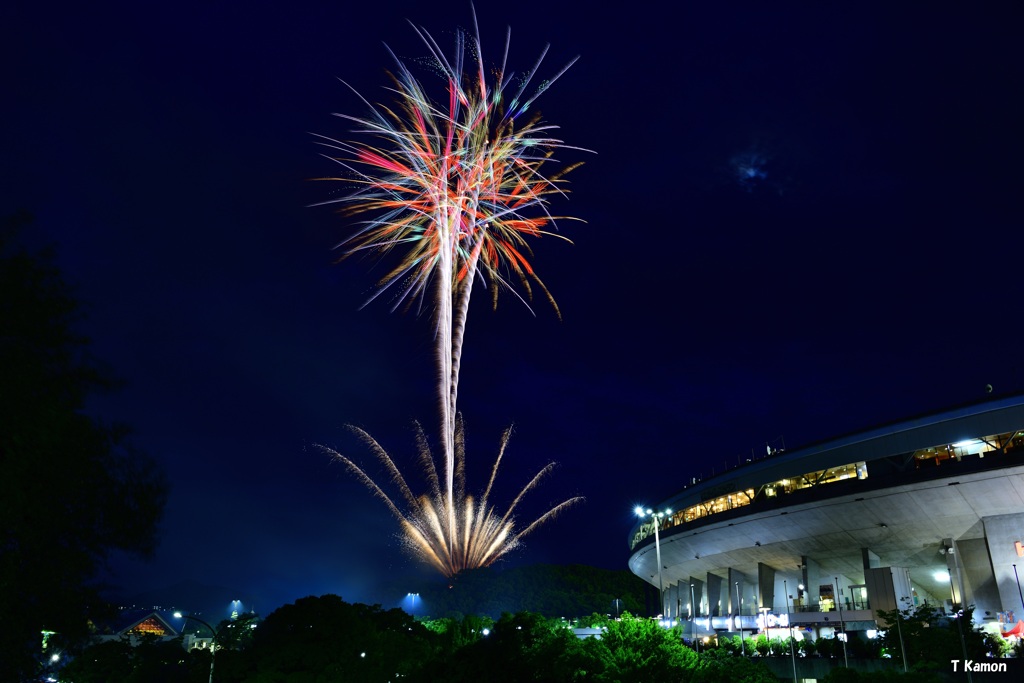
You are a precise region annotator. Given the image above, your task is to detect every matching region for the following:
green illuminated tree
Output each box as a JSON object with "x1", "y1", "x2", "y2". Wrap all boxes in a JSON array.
[
  {"x1": 692, "y1": 648, "x2": 779, "y2": 683},
  {"x1": 417, "y1": 611, "x2": 597, "y2": 683},
  {"x1": 596, "y1": 613, "x2": 699, "y2": 681}
]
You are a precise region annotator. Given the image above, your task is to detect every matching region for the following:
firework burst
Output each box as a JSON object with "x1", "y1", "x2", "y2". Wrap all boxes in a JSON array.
[{"x1": 315, "y1": 9, "x2": 585, "y2": 577}]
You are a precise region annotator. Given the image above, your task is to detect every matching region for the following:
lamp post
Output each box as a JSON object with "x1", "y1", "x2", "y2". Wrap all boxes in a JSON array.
[
  {"x1": 635, "y1": 506, "x2": 671, "y2": 617},
  {"x1": 784, "y1": 579, "x2": 797, "y2": 682},
  {"x1": 690, "y1": 583, "x2": 698, "y2": 653},
  {"x1": 945, "y1": 571, "x2": 973, "y2": 683},
  {"x1": 895, "y1": 595, "x2": 909, "y2": 673},
  {"x1": 175, "y1": 613, "x2": 219, "y2": 683},
  {"x1": 735, "y1": 581, "x2": 745, "y2": 656},
  {"x1": 834, "y1": 577, "x2": 848, "y2": 668},
  {"x1": 1014, "y1": 564, "x2": 1024, "y2": 613}
]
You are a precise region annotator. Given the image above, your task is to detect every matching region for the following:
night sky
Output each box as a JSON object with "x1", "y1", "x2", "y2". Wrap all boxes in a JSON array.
[{"x1": 4, "y1": 1, "x2": 1022, "y2": 613}]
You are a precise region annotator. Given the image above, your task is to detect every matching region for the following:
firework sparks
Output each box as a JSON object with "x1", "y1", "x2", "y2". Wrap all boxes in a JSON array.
[
  {"x1": 319, "y1": 420, "x2": 579, "y2": 577},
  {"x1": 315, "y1": 10, "x2": 585, "y2": 577}
]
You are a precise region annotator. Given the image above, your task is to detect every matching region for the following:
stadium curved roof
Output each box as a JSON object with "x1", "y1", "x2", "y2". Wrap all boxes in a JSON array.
[{"x1": 627, "y1": 394, "x2": 1024, "y2": 604}]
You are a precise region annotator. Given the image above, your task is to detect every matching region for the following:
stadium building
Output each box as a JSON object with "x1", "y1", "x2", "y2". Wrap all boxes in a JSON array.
[{"x1": 627, "y1": 394, "x2": 1024, "y2": 639}]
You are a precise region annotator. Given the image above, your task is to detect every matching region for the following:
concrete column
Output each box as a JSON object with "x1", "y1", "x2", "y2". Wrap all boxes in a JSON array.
[
  {"x1": 864, "y1": 566, "x2": 913, "y2": 619},
  {"x1": 983, "y1": 514, "x2": 1024, "y2": 617},
  {"x1": 802, "y1": 555, "x2": 823, "y2": 609},
  {"x1": 690, "y1": 577, "x2": 705, "y2": 617},
  {"x1": 862, "y1": 547, "x2": 881, "y2": 570},
  {"x1": 728, "y1": 567, "x2": 744, "y2": 615},
  {"x1": 706, "y1": 572, "x2": 723, "y2": 616},
  {"x1": 958, "y1": 537, "x2": 1000, "y2": 617},
  {"x1": 758, "y1": 562, "x2": 776, "y2": 610},
  {"x1": 668, "y1": 582, "x2": 680, "y2": 620}
]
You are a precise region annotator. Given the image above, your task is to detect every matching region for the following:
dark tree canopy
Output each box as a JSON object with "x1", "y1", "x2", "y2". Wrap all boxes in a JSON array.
[
  {"x1": 0, "y1": 212, "x2": 167, "y2": 681},
  {"x1": 59, "y1": 636, "x2": 211, "y2": 683},
  {"x1": 247, "y1": 594, "x2": 436, "y2": 682},
  {"x1": 875, "y1": 603, "x2": 988, "y2": 674}
]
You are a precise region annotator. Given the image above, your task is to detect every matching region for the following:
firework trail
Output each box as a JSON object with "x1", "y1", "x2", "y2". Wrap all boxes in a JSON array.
[{"x1": 314, "y1": 9, "x2": 586, "y2": 577}]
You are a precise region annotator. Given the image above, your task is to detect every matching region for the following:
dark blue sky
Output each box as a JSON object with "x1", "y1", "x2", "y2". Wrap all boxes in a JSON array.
[{"x1": 3, "y1": 0, "x2": 1022, "y2": 613}]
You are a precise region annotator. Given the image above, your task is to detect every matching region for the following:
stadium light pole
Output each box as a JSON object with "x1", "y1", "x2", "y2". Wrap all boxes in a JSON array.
[{"x1": 635, "y1": 506, "x2": 670, "y2": 618}]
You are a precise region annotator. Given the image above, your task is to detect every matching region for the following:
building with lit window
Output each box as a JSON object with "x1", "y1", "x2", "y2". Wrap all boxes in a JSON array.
[
  {"x1": 627, "y1": 394, "x2": 1024, "y2": 639},
  {"x1": 92, "y1": 608, "x2": 229, "y2": 651},
  {"x1": 94, "y1": 609, "x2": 181, "y2": 645}
]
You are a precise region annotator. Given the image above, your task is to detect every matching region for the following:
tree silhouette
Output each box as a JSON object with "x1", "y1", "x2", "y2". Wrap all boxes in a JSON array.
[
  {"x1": 247, "y1": 594, "x2": 435, "y2": 682},
  {"x1": 0, "y1": 211, "x2": 167, "y2": 681}
]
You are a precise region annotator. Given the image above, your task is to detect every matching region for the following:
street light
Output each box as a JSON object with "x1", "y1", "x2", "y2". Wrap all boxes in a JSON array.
[
  {"x1": 635, "y1": 506, "x2": 671, "y2": 617},
  {"x1": 784, "y1": 579, "x2": 797, "y2": 682},
  {"x1": 735, "y1": 581, "x2": 745, "y2": 656},
  {"x1": 834, "y1": 577, "x2": 849, "y2": 668},
  {"x1": 945, "y1": 570, "x2": 973, "y2": 683},
  {"x1": 1013, "y1": 564, "x2": 1024, "y2": 614},
  {"x1": 690, "y1": 583, "x2": 698, "y2": 653},
  {"x1": 895, "y1": 595, "x2": 909, "y2": 673},
  {"x1": 174, "y1": 611, "x2": 256, "y2": 683},
  {"x1": 175, "y1": 613, "x2": 219, "y2": 683}
]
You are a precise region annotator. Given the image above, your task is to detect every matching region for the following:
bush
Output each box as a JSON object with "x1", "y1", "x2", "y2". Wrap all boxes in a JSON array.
[
  {"x1": 815, "y1": 636, "x2": 837, "y2": 658},
  {"x1": 983, "y1": 630, "x2": 1012, "y2": 658},
  {"x1": 693, "y1": 648, "x2": 779, "y2": 682},
  {"x1": 875, "y1": 604, "x2": 988, "y2": 669}
]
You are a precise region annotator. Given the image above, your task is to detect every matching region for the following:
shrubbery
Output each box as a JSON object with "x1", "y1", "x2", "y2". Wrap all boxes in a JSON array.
[{"x1": 60, "y1": 596, "x2": 1020, "y2": 682}]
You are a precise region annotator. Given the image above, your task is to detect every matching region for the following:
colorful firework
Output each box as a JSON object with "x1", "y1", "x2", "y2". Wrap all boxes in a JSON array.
[{"x1": 315, "y1": 11, "x2": 585, "y2": 577}]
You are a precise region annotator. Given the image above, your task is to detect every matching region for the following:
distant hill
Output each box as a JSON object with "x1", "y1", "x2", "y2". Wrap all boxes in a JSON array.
[
  {"x1": 413, "y1": 564, "x2": 651, "y2": 620},
  {"x1": 116, "y1": 578, "x2": 255, "y2": 622}
]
